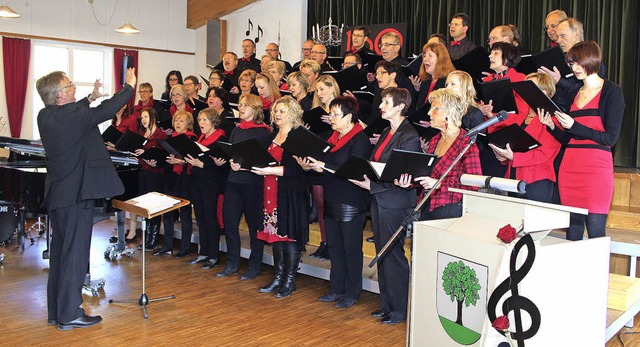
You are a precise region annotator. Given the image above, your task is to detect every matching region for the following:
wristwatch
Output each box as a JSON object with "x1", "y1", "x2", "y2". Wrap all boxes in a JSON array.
[{"x1": 87, "y1": 93, "x2": 95, "y2": 102}]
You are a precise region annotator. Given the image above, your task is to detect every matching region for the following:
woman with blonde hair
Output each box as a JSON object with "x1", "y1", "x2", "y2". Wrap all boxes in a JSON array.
[
  {"x1": 253, "y1": 96, "x2": 309, "y2": 297},
  {"x1": 299, "y1": 59, "x2": 321, "y2": 92},
  {"x1": 444, "y1": 70, "x2": 483, "y2": 131},
  {"x1": 286, "y1": 71, "x2": 312, "y2": 111},
  {"x1": 255, "y1": 72, "x2": 282, "y2": 114},
  {"x1": 266, "y1": 61, "x2": 288, "y2": 91}
]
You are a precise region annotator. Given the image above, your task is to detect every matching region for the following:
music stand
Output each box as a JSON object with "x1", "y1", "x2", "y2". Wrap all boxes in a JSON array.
[{"x1": 108, "y1": 193, "x2": 190, "y2": 318}]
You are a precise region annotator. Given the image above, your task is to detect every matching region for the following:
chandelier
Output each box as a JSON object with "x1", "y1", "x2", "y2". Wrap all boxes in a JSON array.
[{"x1": 311, "y1": 0, "x2": 343, "y2": 47}]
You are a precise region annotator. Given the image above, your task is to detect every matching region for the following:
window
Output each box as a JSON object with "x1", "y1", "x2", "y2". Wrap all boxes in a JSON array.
[{"x1": 32, "y1": 41, "x2": 113, "y2": 139}]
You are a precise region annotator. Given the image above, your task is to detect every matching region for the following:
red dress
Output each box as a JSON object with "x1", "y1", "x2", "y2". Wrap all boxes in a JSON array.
[
  {"x1": 558, "y1": 91, "x2": 613, "y2": 213},
  {"x1": 257, "y1": 143, "x2": 294, "y2": 243}
]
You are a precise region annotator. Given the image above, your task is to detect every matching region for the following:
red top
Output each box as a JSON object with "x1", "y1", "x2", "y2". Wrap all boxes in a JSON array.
[
  {"x1": 373, "y1": 131, "x2": 394, "y2": 162},
  {"x1": 423, "y1": 79, "x2": 439, "y2": 104},
  {"x1": 425, "y1": 129, "x2": 481, "y2": 210},
  {"x1": 568, "y1": 90, "x2": 605, "y2": 146},
  {"x1": 482, "y1": 68, "x2": 529, "y2": 133},
  {"x1": 132, "y1": 99, "x2": 154, "y2": 119},
  {"x1": 113, "y1": 115, "x2": 138, "y2": 133},
  {"x1": 171, "y1": 130, "x2": 196, "y2": 175},
  {"x1": 138, "y1": 126, "x2": 167, "y2": 173}
]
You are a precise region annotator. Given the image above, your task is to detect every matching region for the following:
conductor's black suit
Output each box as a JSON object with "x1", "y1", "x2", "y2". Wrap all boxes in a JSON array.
[{"x1": 38, "y1": 85, "x2": 134, "y2": 324}]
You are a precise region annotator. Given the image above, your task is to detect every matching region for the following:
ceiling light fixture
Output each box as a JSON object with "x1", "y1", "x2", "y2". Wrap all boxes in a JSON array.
[
  {"x1": 115, "y1": 22, "x2": 139, "y2": 34},
  {"x1": 0, "y1": 3, "x2": 20, "y2": 18}
]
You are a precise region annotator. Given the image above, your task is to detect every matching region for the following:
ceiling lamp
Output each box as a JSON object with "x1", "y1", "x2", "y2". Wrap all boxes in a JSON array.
[
  {"x1": 0, "y1": 3, "x2": 20, "y2": 18},
  {"x1": 115, "y1": 22, "x2": 140, "y2": 34}
]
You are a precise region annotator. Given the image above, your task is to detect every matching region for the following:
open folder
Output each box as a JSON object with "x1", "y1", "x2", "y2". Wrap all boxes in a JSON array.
[
  {"x1": 139, "y1": 147, "x2": 168, "y2": 163},
  {"x1": 485, "y1": 123, "x2": 541, "y2": 152},
  {"x1": 215, "y1": 138, "x2": 277, "y2": 169},
  {"x1": 102, "y1": 125, "x2": 123, "y2": 145},
  {"x1": 477, "y1": 78, "x2": 518, "y2": 113},
  {"x1": 324, "y1": 64, "x2": 369, "y2": 93},
  {"x1": 334, "y1": 155, "x2": 381, "y2": 182},
  {"x1": 281, "y1": 126, "x2": 332, "y2": 160},
  {"x1": 115, "y1": 130, "x2": 148, "y2": 153},
  {"x1": 158, "y1": 134, "x2": 208, "y2": 160},
  {"x1": 303, "y1": 107, "x2": 333, "y2": 135},
  {"x1": 510, "y1": 80, "x2": 562, "y2": 114},
  {"x1": 335, "y1": 149, "x2": 438, "y2": 182},
  {"x1": 532, "y1": 46, "x2": 573, "y2": 79}
]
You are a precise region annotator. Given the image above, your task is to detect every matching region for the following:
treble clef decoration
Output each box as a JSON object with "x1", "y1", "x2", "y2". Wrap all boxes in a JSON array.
[{"x1": 487, "y1": 234, "x2": 541, "y2": 347}]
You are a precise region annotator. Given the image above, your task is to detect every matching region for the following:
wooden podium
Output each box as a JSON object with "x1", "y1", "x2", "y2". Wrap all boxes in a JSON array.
[{"x1": 408, "y1": 188, "x2": 611, "y2": 346}]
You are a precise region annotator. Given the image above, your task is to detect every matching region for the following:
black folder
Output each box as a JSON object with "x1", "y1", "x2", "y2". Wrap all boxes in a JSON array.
[
  {"x1": 362, "y1": 52, "x2": 384, "y2": 73},
  {"x1": 477, "y1": 79, "x2": 518, "y2": 113},
  {"x1": 452, "y1": 46, "x2": 491, "y2": 82},
  {"x1": 351, "y1": 90, "x2": 375, "y2": 104},
  {"x1": 280, "y1": 126, "x2": 332, "y2": 160},
  {"x1": 510, "y1": 80, "x2": 562, "y2": 115},
  {"x1": 158, "y1": 134, "x2": 206, "y2": 160},
  {"x1": 378, "y1": 149, "x2": 439, "y2": 182},
  {"x1": 401, "y1": 54, "x2": 422, "y2": 77},
  {"x1": 334, "y1": 155, "x2": 380, "y2": 182},
  {"x1": 102, "y1": 125, "x2": 123, "y2": 145},
  {"x1": 410, "y1": 121, "x2": 440, "y2": 141},
  {"x1": 303, "y1": 107, "x2": 332, "y2": 135},
  {"x1": 325, "y1": 65, "x2": 369, "y2": 92},
  {"x1": 515, "y1": 54, "x2": 537, "y2": 75},
  {"x1": 486, "y1": 123, "x2": 541, "y2": 152},
  {"x1": 139, "y1": 147, "x2": 168, "y2": 163},
  {"x1": 191, "y1": 97, "x2": 208, "y2": 111},
  {"x1": 532, "y1": 46, "x2": 573, "y2": 79},
  {"x1": 115, "y1": 130, "x2": 148, "y2": 152},
  {"x1": 215, "y1": 138, "x2": 277, "y2": 169},
  {"x1": 326, "y1": 56, "x2": 345, "y2": 71}
]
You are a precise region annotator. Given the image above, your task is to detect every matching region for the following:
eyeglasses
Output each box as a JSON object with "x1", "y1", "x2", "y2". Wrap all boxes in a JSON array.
[
  {"x1": 61, "y1": 81, "x2": 75, "y2": 89},
  {"x1": 544, "y1": 24, "x2": 558, "y2": 31},
  {"x1": 311, "y1": 50, "x2": 326, "y2": 55},
  {"x1": 378, "y1": 43, "x2": 398, "y2": 49},
  {"x1": 329, "y1": 112, "x2": 344, "y2": 118},
  {"x1": 209, "y1": 77, "x2": 221, "y2": 81}
]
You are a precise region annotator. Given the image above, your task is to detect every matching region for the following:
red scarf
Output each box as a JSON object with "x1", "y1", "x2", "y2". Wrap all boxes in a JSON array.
[
  {"x1": 327, "y1": 123, "x2": 363, "y2": 153},
  {"x1": 424, "y1": 79, "x2": 438, "y2": 104},
  {"x1": 238, "y1": 120, "x2": 271, "y2": 130},
  {"x1": 170, "y1": 102, "x2": 194, "y2": 116},
  {"x1": 198, "y1": 129, "x2": 226, "y2": 147},
  {"x1": 172, "y1": 131, "x2": 196, "y2": 175}
]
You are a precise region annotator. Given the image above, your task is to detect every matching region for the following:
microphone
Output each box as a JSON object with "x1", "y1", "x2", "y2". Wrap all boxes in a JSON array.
[{"x1": 464, "y1": 110, "x2": 508, "y2": 138}]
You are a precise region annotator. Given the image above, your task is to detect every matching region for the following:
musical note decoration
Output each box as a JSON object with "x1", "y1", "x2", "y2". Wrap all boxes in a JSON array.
[
  {"x1": 255, "y1": 25, "x2": 263, "y2": 43},
  {"x1": 245, "y1": 19, "x2": 253, "y2": 36},
  {"x1": 487, "y1": 234, "x2": 541, "y2": 347}
]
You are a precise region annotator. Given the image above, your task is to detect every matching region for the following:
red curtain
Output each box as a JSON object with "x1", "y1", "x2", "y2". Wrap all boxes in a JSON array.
[
  {"x1": 2, "y1": 37, "x2": 31, "y2": 138},
  {"x1": 113, "y1": 48, "x2": 138, "y2": 110}
]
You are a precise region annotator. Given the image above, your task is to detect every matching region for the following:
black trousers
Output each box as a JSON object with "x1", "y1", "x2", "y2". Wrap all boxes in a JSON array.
[
  {"x1": 325, "y1": 213, "x2": 365, "y2": 300},
  {"x1": 191, "y1": 179, "x2": 222, "y2": 259},
  {"x1": 47, "y1": 199, "x2": 96, "y2": 323},
  {"x1": 223, "y1": 181, "x2": 264, "y2": 271},
  {"x1": 513, "y1": 179, "x2": 554, "y2": 204},
  {"x1": 371, "y1": 195, "x2": 410, "y2": 321},
  {"x1": 162, "y1": 173, "x2": 192, "y2": 253}
]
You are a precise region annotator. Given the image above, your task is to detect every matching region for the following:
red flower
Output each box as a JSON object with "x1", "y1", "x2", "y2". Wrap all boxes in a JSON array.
[
  {"x1": 497, "y1": 224, "x2": 517, "y2": 243},
  {"x1": 492, "y1": 315, "x2": 510, "y2": 331}
]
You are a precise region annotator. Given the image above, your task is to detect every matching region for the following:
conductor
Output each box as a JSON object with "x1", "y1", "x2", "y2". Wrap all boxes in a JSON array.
[{"x1": 36, "y1": 68, "x2": 137, "y2": 330}]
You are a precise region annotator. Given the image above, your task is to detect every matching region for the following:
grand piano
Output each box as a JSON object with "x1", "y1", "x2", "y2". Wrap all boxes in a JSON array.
[{"x1": 0, "y1": 136, "x2": 139, "y2": 258}]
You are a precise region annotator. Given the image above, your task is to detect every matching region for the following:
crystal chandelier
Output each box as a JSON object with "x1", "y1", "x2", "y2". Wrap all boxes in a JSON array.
[{"x1": 311, "y1": 0, "x2": 343, "y2": 47}]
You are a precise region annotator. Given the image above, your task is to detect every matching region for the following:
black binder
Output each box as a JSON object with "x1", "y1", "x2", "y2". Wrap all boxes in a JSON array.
[
  {"x1": 280, "y1": 126, "x2": 332, "y2": 160},
  {"x1": 334, "y1": 155, "x2": 380, "y2": 182},
  {"x1": 102, "y1": 125, "x2": 123, "y2": 145},
  {"x1": 453, "y1": 46, "x2": 491, "y2": 82},
  {"x1": 324, "y1": 65, "x2": 369, "y2": 92},
  {"x1": 410, "y1": 121, "x2": 440, "y2": 141},
  {"x1": 486, "y1": 123, "x2": 541, "y2": 152},
  {"x1": 515, "y1": 54, "x2": 537, "y2": 75},
  {"x1": 115, "y1": 130, "x2": 148, "y2": 152},
  {"x1": 215, "y1": 138, "x2": 277, "y2": 169},
  {"x1": 378, "y1": 149, "x2": 439, "y2": 182},
  {"x1": 139, "y1": 147, "x2": 168, "y2": 163},
  {"x1": 401, "y1": 54, "x2": 422, "y2": 77},
  {"x1": 326, "y1": 56, "x2": 345, "y2": 71},
  {"x1": 362, "y1": 52, "x2": 384, "y2": 73},
  {"x1": 477, "y1": 78, "x2": 518, "y2": 113},
  {"x1": 158, "y1": 134, "x2": 206, "y2": 160},
  {"x1": 510, "y1": 80, "x2": 562, "y2": 115},
  {"x1": 303, "y1": 107, "x2": 332, "y2": 135},
  {"x1": 532, "y1": 46, "x2": 573, "y2": 79}
]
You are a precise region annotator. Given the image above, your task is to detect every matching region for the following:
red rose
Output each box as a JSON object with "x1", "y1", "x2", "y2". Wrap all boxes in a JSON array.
[
  {"x1": 492, "y1": 315, "x2": 510, "y2": 331},
  {"x1": 497, "y1": 224, "x2": 517, "y2": 243}
]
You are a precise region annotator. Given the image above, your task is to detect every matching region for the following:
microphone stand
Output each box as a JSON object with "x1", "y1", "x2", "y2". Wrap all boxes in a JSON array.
[{"x1": 369, "y1": 132, "x2": 478, "y2": 268}]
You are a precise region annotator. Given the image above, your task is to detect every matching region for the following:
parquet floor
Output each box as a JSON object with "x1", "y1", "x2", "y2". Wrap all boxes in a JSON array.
[{"x1": 0, "y1": 218, "x2": 405, "y2": 347}]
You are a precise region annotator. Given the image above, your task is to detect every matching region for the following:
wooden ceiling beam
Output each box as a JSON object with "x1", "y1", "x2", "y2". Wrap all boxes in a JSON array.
[{"x1": 187, "y1": 0, "x2": 257, "y2": 29}]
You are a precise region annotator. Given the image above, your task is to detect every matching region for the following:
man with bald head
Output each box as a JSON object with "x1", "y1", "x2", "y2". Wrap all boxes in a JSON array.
[
  {"x1": 265, "y1": 42, "x2": 292, "y2": 72},
  {"x1": 310, "y1": 43, "x2": 335, "y2": 72}
]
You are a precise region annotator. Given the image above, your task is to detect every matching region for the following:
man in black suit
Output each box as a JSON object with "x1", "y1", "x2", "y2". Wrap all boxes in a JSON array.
[
  {"x1": 237, "y1": 39, "x2": 261, "y2": 73},
  {"x1": 36, "y1": 68, "x2": 136, "y2": 330}
]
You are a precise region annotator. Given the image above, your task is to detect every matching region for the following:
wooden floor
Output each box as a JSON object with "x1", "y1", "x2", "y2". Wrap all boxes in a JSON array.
[{"x1": 0, "y1": 219, "x2": 405, "y2": 347}]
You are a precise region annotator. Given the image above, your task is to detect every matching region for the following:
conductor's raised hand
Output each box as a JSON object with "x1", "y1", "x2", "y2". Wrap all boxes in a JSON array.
[
  {"x1": 91, "y1": 79, "x2": 105, "y2": 100},
  {"x1": 126, "y1": 67, "x2": 137, "y2": 88}
]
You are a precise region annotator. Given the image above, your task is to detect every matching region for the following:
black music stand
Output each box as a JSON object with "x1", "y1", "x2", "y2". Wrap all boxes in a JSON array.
[{"x1": 108, "y1": 193, "x2": 190, "y2": 318}]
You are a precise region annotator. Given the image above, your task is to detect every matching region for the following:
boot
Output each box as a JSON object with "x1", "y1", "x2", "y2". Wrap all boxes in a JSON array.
[
  {"x1": 275, "y1": 242, "x2": 300, "y2": 298},
  {"x1": 145, "y1": 217, "x2": 161, "y2": 251},
  {"x1": 309, "y1": 242, "x2": 326, "y2": 258},
  {"x1": 258, "y1": 242, "x2": 284, "y2": 293}
]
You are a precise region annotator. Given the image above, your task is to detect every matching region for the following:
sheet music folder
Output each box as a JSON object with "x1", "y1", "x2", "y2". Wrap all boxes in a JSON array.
[
  {"x1": 334, "y1": 155, "x2": 380, "y2": 182},
  {"x1": 379, "y1": 149, "x2": 438, "y2": 182},
  {"x1": 102, "y1": 125, "x2": 123, "y2": 144},
  {"x1": 115, "y1": 130, "x2": 148, "y2": 152},
  {"x1": 280, "y1": 126, "x2": 332, "y2": 160},
  {"x1": 158, "y1": 134, "x2": 207, "y2": 160},
  {"x1": 303, "y1": 107, "x2": 332, "y2": 134},
  {"x1": 324, "y1": 65, "x2": 368, "y2": 92},
  {"x1": 477, "y1": 78, "x2": 518, "y2": 113},
  {"x1": 138, "y1": 147, "x2": 167, "y2": 163},
  {"x1": 112, "y1": 192, "x2": 190, "y2": 219},
  {"x1": 485, "y1": 123, "x2": 541, "y2": 152},
  {"x1": 532, "y1": 46, "x2": 573, "y2": 78},
  {"x1": 510, "y1": 80, "x2": 562, "y2": 114},
  {"x1": 215, "y1": 138, "x2": 277, "y2": 169}
]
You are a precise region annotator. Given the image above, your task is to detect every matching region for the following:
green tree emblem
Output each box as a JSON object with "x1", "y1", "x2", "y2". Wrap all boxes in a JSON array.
[{"x1": 442, "y1": 261, "x2": 482, "y2": 326}]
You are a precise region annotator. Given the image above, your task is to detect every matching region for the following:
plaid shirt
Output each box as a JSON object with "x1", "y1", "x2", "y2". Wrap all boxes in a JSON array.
[{"x1": 425, "y1": 129, "x2": 482, "y2": 211}]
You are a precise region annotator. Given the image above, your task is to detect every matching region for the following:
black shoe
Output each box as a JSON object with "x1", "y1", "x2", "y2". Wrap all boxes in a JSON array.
[
  {"x1": 318, "y1": 245, "x2": 330, "y2": 261},
  {"x1": 335, "y1": 297, "x2": 357, "y2": 308},
  {"x1": 381, "y1": 316, "x2": 404, "y2": 325},
  {"x1": 309, "y1": 242, "x2": 327, "y2": 258},
  {"x1": 58, "y1": 314, "x2": 102, "y2": 331},
  {"x1": 47, "y1": 319, "x2": 58, "y2": 326},
  {"x1": 125, "y1": 229, "x2": 137, "y2": 243},
  {"x1": 152, "y1": 248, "x2": 172, "y2": 256},
  {"x1": 366, "y1": 236, "x2": 375, "y2": 243},
  {"x1": 371, "y1": 309, "x2": 386, "y2": 318},
  {"x1": 175, "y1": 251, "x2": 189, "y2": 259},
  {"x1": 240, "y1": 270, "x2": 260, "y2": 280},
  {"x1": 216, "y1": 266, "x2": 238, "y2": 278},
  {"x1": 187, "y1": 256, "x2": 208, "y2": 264},
  {"x1": 318, "y1": 292, "x2": 342, "y2": 302},
  {"x1": 109, "y1": 236, "x2": 118, "y2": 244},
  {"x1": 201, "y1": 259, "x2": 219, "y2": 270}
]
